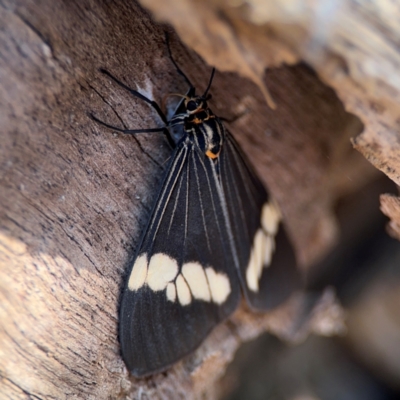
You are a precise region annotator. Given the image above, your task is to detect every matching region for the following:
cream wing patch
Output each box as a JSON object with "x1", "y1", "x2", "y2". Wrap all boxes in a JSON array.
[
  {"x1": 246, "y1": 201, "x2": 281, "y2": 292},
  {"x1": 253, "y1": 229, "x2": 265, "y2": 280},
  {"x1": 264, "y1": 235, "x2": 275, "y2": 266},
  {"x1": 245, "y1": 229, "x2": 264, "y2": 292},
  {"x1": 146, "y1": 253, "x2": 179, "y2": 291},
  {"x1": 128, "y1": 253, "x2": 148, "y2": 291},
  {"x1": 246, "y1": 249, "x2": 258, "y2": 291},
  {"x1": 261, "y1": 201, "x2": 281, "y2": 235},
  {"x1": 127, "y1": 253, "x2": 230, "y2": 306},
  {"x1": 182, "y1": 262, "x2": 211, "y2": 302},
  {"x1": 166, "y1": 282, "x2": 176, "y2": 302},
  {"x1": 176, "y1": 274, "x2": 192, "y2": 306},
  {"x1": 205, "y1": 267, "x2": 231, "y2": 304}
]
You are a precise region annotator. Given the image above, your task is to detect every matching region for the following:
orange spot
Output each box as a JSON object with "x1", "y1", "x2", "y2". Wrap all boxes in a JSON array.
[{"x1": 206, "y1": 150, "x2": 219, "y2": 159}]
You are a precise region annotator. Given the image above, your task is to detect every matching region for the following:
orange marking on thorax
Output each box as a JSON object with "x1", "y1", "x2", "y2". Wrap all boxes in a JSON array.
[
  {"x1": 206, "y1": 150, "x2": 219, "y2": 159},
  {"x1": 192, "y1": 111, "x2": 214, "y2": 124}
]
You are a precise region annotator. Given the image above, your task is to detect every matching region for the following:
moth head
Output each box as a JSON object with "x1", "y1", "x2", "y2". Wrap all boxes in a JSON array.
[
  {"x1": 185, "y1": 67, "x2": 215, "y2": 114},
  {"x1": 185, "y1": 97, "x2": 207, "y2": 114}
]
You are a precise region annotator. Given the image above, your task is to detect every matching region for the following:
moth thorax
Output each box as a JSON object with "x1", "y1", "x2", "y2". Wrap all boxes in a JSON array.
[{"x1": 198, "y1": 119, "x2": 224, "y2": 160}]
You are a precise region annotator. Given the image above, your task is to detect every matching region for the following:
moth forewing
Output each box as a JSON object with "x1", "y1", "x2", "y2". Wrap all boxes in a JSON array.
[{"x1": 119, "y1": 140, "x2": 241, "y2": 376}]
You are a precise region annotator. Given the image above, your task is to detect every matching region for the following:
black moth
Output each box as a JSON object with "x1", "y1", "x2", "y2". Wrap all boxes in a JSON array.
[{"x1": 91, "y1": 37, "x2": 301, "y2": 377}]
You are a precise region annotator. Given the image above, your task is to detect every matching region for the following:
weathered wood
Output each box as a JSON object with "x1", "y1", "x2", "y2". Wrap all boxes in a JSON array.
[{"x1": 4, "y1": 0, "x2": 388, "y2": 398}]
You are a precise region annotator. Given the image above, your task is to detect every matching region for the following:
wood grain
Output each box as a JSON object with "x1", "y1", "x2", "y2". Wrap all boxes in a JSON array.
[{"x1": 3, "y1": 0, "x2": 390, "y2": 398}]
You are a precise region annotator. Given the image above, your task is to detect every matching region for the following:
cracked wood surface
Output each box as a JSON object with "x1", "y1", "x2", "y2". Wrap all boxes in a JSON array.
[{"x1": 0, "y1": 0, "x2": 384, "y2": 399}]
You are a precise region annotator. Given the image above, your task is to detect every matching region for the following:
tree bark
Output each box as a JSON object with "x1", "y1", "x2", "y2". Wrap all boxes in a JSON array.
[{"x1": 3, "y1": 0, "x2": 394, "y2": 398}]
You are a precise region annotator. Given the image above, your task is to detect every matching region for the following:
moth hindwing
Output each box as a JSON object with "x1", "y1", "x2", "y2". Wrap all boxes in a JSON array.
[{"x1": 91, "y1": 39, "x2": 301, "y2": 377}]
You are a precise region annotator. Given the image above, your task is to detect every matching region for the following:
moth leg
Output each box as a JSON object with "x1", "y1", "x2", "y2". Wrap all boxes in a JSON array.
[
  {"x1": 88, "y1": 112, "x2": 165, "y2": 135},
  {"x1": 99, "y1": 68, "x2": 167, "y2": 125}
]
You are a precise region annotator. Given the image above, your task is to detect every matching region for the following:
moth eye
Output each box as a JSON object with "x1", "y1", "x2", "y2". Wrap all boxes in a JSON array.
[{"x1": 187, "y1": 100, "x2": 197, "y2": 111}]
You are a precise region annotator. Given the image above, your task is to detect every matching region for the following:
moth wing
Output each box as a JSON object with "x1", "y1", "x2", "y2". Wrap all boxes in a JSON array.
[
  {"x1": 220, "y1": 132, "x2": 302, "y2": 310},
  {"x1": 119, "y1": 142, "x2": 240, "y2": 377}
]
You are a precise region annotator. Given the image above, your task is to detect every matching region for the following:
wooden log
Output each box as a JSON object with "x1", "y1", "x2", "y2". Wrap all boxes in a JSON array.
[{"x1": 8, "y1": 0, "x2": 396, "y2": 398}]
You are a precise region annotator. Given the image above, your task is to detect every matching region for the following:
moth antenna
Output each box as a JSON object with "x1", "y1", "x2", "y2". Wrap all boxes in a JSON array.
[
  {"x1": 99, "y1": 68, "x2": 168, "y2": 125},
  {"x1": 165, "y1": 32, "x2": 194, "y2": 90},
  {"x1": 203, "y1": 68, "x2": 215, "y2": 98}
]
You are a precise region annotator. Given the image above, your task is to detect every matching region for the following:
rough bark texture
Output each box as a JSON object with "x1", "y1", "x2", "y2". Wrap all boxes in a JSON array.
[{"x1": 1, "y1": 0, "x2": 394, "y2": 398}]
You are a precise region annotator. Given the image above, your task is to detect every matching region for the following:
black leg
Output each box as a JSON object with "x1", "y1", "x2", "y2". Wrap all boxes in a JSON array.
[
  {"x1": 88, "y1": 113, "x2": 165, "y2": 134},
  {"x1": 99, "y1": 69, "x2": 168, "y2": 125}
]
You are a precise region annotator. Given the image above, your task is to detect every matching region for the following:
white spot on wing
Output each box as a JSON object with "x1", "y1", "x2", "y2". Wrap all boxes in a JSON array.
[
  {"x1": 140, "y1": 256, "x2": 231, "y2": 305},
  {"x1": 246, "y1": 200, "x2": 281, "y2": 292},
  {"x1": 261, "y1": 202, "x2": 281, "y2": 235},
  {"x1": 246, "y1": 229, "x2": 266, "y2": 292},
  {"x1": 246, "y1": 249, "x2": 259, "y2": 292},
  {"x1": 182, "y1": 262, "x2": 211, "y2": 302},
  {"x1": 205, "y1": 267, "x2": 231, "y2": 304},
  {"x1": 246, "y1": 227, "x2": 278, "y2": 292},
  {"x1": 166, "y1": 282, "x2": 177, "y2": 302},
  {"x1": 264, "y1": 235, "x2": 275, "y2": 267},
  {"x1": 128, "y1": 253, "x2": 148, "y2": 291},
  {"x1": 253, "y1": 229, "x2": 265, "y2": 280},
  {"x1": 146, "y1": 253, "x2": 179, "y2": 291},
  {"x1": 176, "y1": 274, "x2": 192, "y2": 305}
]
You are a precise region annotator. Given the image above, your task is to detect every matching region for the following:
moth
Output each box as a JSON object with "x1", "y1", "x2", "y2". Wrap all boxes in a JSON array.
[{"x1": 91, "y1": 37, "x2": 301, "y2": 377}]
